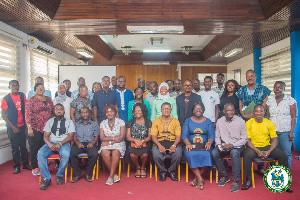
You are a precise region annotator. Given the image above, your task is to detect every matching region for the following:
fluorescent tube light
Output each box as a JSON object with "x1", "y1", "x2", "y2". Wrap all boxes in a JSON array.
[
  {"x1": 127, "y1": 25, "x2": 184, "y2": 34},
  {"x1": 76, "y1": 49, "x2": 94, "y2": 58},
  {"x1": 143, "y1": 50, "x2": 171, "y2": 53},
  {"x1": 224, "y1": 48, "x2": 243, "y2": 57},
  {"x1": 143, "y1": 61, "x2": 170, "y2": 65}
]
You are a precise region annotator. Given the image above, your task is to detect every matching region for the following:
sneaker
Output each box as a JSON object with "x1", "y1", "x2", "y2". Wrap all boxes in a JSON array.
[
  {"x1": 40, "y1": 179, "x2": 51, "y2": 190},
  {"x1": 32, "y1": 168, "x2": 40, "y2": 176},
  {"x1": 217, "y1": 176, "x2": 230, "y2": 186},
  {"x1": 56, "y1": 176, "x2": 63, "y2": 185},
  {"x1": 231, "y1": 181, "x2": 239, "y2": 192},
  {"x1": 113, "y1": 174, "x2": 120, "y2": 183},
  {"x1": 106, "y1": 177, "x2": 113, "y2": 186}
]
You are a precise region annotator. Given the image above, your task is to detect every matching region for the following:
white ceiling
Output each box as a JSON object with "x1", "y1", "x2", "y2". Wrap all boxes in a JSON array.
[{"x1": 99, "y1": 34, "x2": 215, "y2": 52}]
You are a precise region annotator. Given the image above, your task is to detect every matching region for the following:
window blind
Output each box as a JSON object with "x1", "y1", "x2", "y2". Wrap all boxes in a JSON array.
[
  {"x1": 261, "y1": 47, "x2": 291, "y2": 96},
  {"x1": 0, "y1": 39, "x2": 19, "y2": 137},
  {"x1": 30, "y1": 52, "x2": 59, "y2": 96}
]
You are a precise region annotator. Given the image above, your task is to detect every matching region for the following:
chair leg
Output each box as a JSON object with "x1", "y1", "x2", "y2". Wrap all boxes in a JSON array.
[
  {"x1": 96, "y1": 157, "x2": 99, "y2": 180},
  {"x1": 150, "y1": 162, "x2": 152, "y2": 178},
  {"x1": 241, "y1": 157, "x2": 244, "y2": 184},
  {"x1": 127, "y1": 164, "x2": 130, "y2": 177},
  {"x1": 186, "y1": 162, "x2": 188, "y2": 183},
  {"x1": 118, "y1": 159, "x2": 122, "y2": 179},
  {"x1": 178, "y1": 164, "x2": 181, "y2": 181},
  {"x1": 210, "y1": 169, "x2": 212, "y2": 183},
  {"x1": 251, "y1": 162, "x2": 255, "y2": 188},
  {"x1": 155, "y1": 164, "x2": 158, "y2": 181},
  {"x1": 70, "y1": 167, "x2": 73, "y2": 182},
  {"x1": 92, "y1": 164, "x2": 96, "y2": 181},
  {"x1": 64, "y1": 165, "x2": 68, "y2": 183},
  {"x1": 216, "y1": 169, "x2": 218, "y2": 183},
  {"x1": 122, "y1": 158, "x2": 125, "y2": 171},
  {"x1": 39, "y1": 174, "x2": 42, "y2": 183}
]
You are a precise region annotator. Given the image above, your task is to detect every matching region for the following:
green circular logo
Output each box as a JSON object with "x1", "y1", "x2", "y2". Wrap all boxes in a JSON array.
[{"x1": 264, "y1": 165, "x2": 292, "y2": 193}]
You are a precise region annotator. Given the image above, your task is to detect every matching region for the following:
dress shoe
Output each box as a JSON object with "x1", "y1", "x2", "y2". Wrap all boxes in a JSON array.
[
  {"x1": 170, "y1": 174, "x2": 178, "y2": 181},
  {"x1": 13, "y1": 167, "x2": 20, "y2": 174},
  {"x1": 85, "y1": 174, "x2": 92, "y2": 182},
  {"x1": 286, "y1": 188, "x2": 293, "y2": 193},
  {"x1": 241, "y1": 181, "x2": 252, "y2": 190},
  {"x1": 159, "y1": 173, "x2": 166, "y2": 181},
  {"x1": 71, "y1": 176, "x2": 81, "y2": 183},
  {"x1": 56, "y1": 176, "x2": 63, "y2": 185},
  {"x1": 40, "y1": 179, "x2": 51, "y2": 190},
  {"x1": 22, "y1": 165, "x2": 31, "y2": 170}
]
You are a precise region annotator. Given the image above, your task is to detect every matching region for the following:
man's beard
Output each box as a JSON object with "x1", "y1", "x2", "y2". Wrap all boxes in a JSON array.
[{"x1": 55, "y1": 114, "x2": 64, "y2": 119}]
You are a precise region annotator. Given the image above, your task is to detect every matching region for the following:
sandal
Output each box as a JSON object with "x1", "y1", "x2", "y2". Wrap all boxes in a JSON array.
[
  {"x1": 135, "y1": 168, "x2": 141, "y2": 178},
  {"x1": 196, "y1": 180, "x2": 204, "y2": 190},
  {"x1": 190, "y1": 177, "x2": 198, "y2": 186},
  {"x1": 140, "y1": 168, "x2": 147, "y2": 178}
]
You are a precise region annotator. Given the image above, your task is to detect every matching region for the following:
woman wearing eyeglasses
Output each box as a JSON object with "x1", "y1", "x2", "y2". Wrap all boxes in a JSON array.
[{"x1": 25, "y1": 83, "x2": 54, "y2": 176}]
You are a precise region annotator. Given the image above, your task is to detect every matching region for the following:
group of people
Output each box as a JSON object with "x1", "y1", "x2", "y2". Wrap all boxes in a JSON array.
[{"x1": 1, "y1": 70, "x2": 296, "y2": 193}]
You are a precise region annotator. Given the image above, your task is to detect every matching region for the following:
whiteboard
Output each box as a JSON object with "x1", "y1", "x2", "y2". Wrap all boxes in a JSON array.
[{"x1": 58, "y1": 65, "x2": 116, "y2": 92}]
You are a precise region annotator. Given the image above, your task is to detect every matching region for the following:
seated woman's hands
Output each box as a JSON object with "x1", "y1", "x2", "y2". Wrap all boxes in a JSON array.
[
  {"x1": 134, "y1": 139, "x2": 143, "y2": 148},
  {"x1": 205, "y1": 142, "x2": 212, "y2": 151},
  {"x1": 101, "y1": 141, "x2": 115, "y2": 146},
  {"x1": 185, "y1": 144, "x2": 193, "y2": 151}
]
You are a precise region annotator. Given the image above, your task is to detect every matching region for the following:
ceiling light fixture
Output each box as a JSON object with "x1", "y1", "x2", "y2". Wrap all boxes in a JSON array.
[
  {"x1": 127, "y1": 25, "x2": 184, "y2": 34},
  {"x1": 143, "y1": 61, "x2": 170, "y2": 65},
  {"x1": 143, "y1": 50, "x2": 171, "y2": 53},
  {"x1": 224, "y1": 48, "x2": 243, "y2": 57},
  {"x1": 121, "y1": 46, "x2": 131, "y2": 56},
  {"x1": 76, "y1": 48, "x2": 94, "y2": 58},
  {"x1": 182, "y1": 46, "x2": 192, "y2": 55}
]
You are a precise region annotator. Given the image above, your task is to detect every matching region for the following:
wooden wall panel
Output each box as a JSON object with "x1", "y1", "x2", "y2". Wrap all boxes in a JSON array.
[
  {"x1": 116, "y1": 65, "x2": 178, "y2": 91},
  {"x1": 181, "y1": 66, "x2": 227, "y2": 83}
]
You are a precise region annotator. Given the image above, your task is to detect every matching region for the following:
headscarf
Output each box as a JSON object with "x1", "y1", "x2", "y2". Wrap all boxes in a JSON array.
[
  {"x1": 55, "y1": 82, "x2": 67, "y2": 104},
  {"x1": 157, "y1": 82, "x2": 170, "y2": 101}
]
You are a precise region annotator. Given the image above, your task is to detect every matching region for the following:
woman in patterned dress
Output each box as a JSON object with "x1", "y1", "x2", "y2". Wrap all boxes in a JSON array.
[
  {"x1": 126, "y1": 103, "x2": 152, "y2": 178},
  {"x1": 100, "y1": 104, "x2": 126, "y2": 186},
  {"x1": 182, "y1": 102, "x2": 215, "y2": 190}
]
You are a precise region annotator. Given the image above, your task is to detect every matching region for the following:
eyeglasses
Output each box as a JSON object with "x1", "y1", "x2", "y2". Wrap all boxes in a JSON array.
[{"x1": 36, "y1": 87, "x2": 45, "y2": 91}]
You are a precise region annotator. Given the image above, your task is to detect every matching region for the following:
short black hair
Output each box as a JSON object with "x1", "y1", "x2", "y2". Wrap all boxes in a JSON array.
[
  {"x1": 161, "y1": 102, "x2": 171, "y2": 110},
  {"x1": 132, "y1": 103, "x2": 148, "y2": 119},
  {"x1": 217, "y1": 73, "x2": 225, "y2": 78},
  {"x1": 134, "y1": 87, "x2": 143, "y2": 93},
  {"x1": 246, "y1": 69, "x2": 255, "y2": 74},
  {"x1": 102, "y1": 76, "x2": 110, "y2": 80},
  {"x1": 80, "y1": 106, "x2": 90, "y2": 113},
  {"x1": 204, "y1": 76, "x2": 213, "y2": 82},
  {"x1": 165, "y1": 80, "x2": 174, "y2": 84},
  {"x1": 8, "y1": 80, "x2": 19, "y2": 88},
  {"x1": 34, "y1": 83, "x2": 43, "y2": 91},
  {"x1": 192, "y1": 101, "x2": 205, "y2": 113},
  {"x1": 35, "y1": 76, "x2": 43, "y2": 81},
  {"x1": 79, "y1": 85, "x2": 88, "y2": 91},
  {"x1": 274, "y1": 81, "x2": 286, "y2": 90},
  {"x1": 150, "y1": 81, "x2": 158, "y2": 87},
  {"x1": 254, "y1": 104, "x2": 264, "y2": 111},
  {"x1": 117, "y1": 76, "x2": 126, "y2": 81},
  {"x1": 54, "y1": 103, "x2": 64, "y2": 109}
]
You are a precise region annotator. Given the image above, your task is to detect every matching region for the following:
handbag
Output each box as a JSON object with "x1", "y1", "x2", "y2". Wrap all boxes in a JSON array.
[{"x1": 131, "y1": 142, "x2": 146, "y2": 148}]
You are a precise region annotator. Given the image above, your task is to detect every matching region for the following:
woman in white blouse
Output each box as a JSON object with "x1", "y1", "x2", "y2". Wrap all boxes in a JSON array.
[{"x1": 267, "y1": 81, "x2": 297, "y2": 170}]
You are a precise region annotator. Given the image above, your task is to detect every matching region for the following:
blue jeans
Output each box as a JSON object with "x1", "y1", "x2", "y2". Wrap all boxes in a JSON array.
[
  {"x1": 276, "y1": 131, "x2": 292, "y2": 169},
  {"x1": 37, "y1": 143, "x2": 71, "y2": 180}
]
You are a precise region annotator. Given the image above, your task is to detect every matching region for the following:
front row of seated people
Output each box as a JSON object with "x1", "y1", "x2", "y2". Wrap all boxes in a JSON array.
[{"x1": 37, "y1": 102, "x2": 289, "y2": 192}]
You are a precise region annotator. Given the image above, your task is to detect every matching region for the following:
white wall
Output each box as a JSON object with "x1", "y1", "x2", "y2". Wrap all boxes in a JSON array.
[
  {"x1": 227, "y1": 54, "x2": 254, "y2": 86},
  {"x1": 0, "y1": 21, "x2": 79, "y2": 165}
]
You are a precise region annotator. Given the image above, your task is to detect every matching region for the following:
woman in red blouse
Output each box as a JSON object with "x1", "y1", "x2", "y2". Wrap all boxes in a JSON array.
[{"x1": 25, "y1": 83, "x2": 54, "y2": 176}]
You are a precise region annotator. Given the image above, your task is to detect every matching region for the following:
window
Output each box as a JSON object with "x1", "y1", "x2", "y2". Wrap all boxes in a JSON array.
[
  {"x1": 0, "y1": 39, "x2": 19, "y2": 136},
  {"x1": 30, "y1": 52, "x2": 59, "y2": 96},
  {"x1": 261, "y1": 47, "x2": 291, "y2": 96}
]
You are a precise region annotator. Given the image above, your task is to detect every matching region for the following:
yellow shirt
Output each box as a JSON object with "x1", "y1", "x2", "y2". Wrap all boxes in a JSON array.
[
  {"x1": 246, "y1": 118, "x2": 277, "y2": 148},
  {"x1": 151, "y1": 116, "x2": 181, "y2": 142}
]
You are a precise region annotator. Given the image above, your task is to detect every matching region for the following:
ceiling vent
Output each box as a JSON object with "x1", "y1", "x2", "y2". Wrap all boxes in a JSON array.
[{"x1": 127, "y1": 26, "x2": 184, "y2": 34}]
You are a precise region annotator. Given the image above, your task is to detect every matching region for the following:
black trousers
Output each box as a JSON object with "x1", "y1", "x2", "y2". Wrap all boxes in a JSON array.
[
  {"x1": 7, "y1": 125, "x2": 29, "y2": 168},
  {"x1": 70, "y1": 143, "x2": 98, "y2": 177},
  {"x1": 27, "y1": 129, "x2": 45, "y2": 169},
  {"x1": 243, "y1": 146, "x2": 288, "y2": 180}
]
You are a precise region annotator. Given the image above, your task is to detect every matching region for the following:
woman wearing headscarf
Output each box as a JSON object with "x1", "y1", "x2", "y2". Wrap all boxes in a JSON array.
[
  {"x1": 53, "y1": 82, "x2": 73, "y2": 119},
  {"x1": 151, "y1": 82, "x2": 178, "y2": 121}
]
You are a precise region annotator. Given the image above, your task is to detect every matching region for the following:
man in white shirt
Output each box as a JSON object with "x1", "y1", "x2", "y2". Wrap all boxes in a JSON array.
[{"x1": 199, "y1": 76, "x2": 220, "y2": 127}]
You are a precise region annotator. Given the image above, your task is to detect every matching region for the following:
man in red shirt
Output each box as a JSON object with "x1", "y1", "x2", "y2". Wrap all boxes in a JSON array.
[{"x1": 1, "y1": 80, "x2": 31, "y2": 174}]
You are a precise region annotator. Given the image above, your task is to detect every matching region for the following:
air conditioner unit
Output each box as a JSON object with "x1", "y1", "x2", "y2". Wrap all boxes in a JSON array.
[
  {"x1": 127, "y1": 26, "x2": 184, "y2": 34},
  {"x1": 28, "y1": 37, "x2": 54, "y2": 55}
]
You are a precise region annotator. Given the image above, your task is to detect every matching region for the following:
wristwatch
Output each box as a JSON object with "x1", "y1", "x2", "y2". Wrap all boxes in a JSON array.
[{"x1": 171, "y1": 144, "x2": 176, "y2": 148}]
